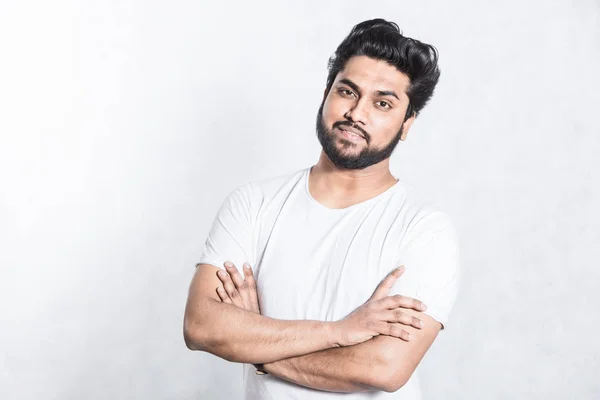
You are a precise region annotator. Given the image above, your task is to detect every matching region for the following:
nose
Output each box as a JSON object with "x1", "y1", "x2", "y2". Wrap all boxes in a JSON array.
[{"x1": 344, "y1": 98, "x2": 369, "y2": 126}]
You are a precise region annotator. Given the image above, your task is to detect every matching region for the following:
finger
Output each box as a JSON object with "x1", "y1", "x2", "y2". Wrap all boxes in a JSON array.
[
  {"x1": 384, "y1": 309, "x2": 424, "y2": 329},
  {"x1": 216, "y1": 286, "x2": 233, "y2": 304},
  {"x1": 217, "y1": 269, "x2": 244, "y2": 308},
  {"x1": 385, "y1": 323, "x2": 413, "y2": 342},
  {"x1": 369, "y1": 266, "x2": 405, "y2": 301},
  {"x1": 243, "y1": 263, "x2": 261, "y2": 313},
  {"x1": 224, "y1": 261, "x2": 250, "y2": 302},
  {"x1": 370, "y1": 321, "x2": 412, "y2": 341},
  {"x1": 380, "y1": 294, "x2": 427, "y2": 311}
]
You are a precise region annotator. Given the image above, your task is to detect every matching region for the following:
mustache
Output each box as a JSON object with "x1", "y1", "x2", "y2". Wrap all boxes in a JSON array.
[{"x1": 332, "y1": 121, "x2": 370, "y2": 143}]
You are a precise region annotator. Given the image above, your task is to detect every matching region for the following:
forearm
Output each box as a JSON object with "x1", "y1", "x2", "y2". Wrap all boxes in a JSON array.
[
  {"x1": 262, "y1": 336, "x2": 390, "y2": 393},
  {"x1": 184, "y1": 297, "x2": 340, "y2": 364}
]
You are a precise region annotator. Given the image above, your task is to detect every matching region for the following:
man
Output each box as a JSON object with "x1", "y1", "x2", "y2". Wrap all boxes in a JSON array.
[{"x1": 184, "y1": 18, "x2": 460, "y2": 399}]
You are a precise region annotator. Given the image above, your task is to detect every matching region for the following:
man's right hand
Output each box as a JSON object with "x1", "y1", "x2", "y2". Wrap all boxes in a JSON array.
[{"x1": 333, "y1": 266, "x2": 427, "y2": 346}]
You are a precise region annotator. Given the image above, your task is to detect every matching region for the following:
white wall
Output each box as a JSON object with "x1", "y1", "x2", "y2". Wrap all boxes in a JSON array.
[{"x1": 1, "y1": 0, "x2": 599, "y2": 399}]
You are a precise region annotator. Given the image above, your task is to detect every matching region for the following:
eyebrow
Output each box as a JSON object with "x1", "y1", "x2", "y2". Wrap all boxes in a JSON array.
[
  {"x1": 339, "y1": 78, "x2": 362, "y2": 97},
  {"x1": 375, "y1": 90, "x2": 400, "y2": 101},
  {"x1": 338, "y1": 78, "x2": 400, "y2": 101}
]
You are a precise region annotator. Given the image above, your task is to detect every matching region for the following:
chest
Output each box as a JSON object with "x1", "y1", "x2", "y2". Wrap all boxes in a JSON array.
[{"x1": 253, "y1": 204, "x2": 404, "y2": 321}]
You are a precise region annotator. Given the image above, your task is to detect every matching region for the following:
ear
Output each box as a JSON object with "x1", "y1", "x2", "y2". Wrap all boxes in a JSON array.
[{"x1": 399, "y1": 114, "x2": 416, "y2": 141}]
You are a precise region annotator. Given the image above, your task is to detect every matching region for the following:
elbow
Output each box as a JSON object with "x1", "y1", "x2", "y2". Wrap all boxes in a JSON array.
[
  {"x1": 370, "y1": 362, "x2": 411, "y2": 393},
  {"x1": 183, "y1": 323, "x2": 201, "y2": 351},
  {"x1": 183, "y1": 326, "x2": 202, "y2": 351},
  {"x1": 379, "y1": 376, "x2": 408, "y2": 394},
  {"x1": 183, "y1": 298, "x2": 220, "y2": 352},
  {"x1": 377, "y1": 372, "x2": 409, "y2": 393},
  {"x1": 183, "y1": 314, "x2": 211, "y2": 352},
  {"x1": 183, "y1": 315, "x2": 239, "y2": 362}
]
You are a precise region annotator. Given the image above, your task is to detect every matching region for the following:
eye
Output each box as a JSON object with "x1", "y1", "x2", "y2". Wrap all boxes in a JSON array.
[
  {"x1": 338, "y1": 88, "x2": 356, "y2": 98},
  {"x1": 376, "y1": 100, "x2": 391, "y2": 109}
]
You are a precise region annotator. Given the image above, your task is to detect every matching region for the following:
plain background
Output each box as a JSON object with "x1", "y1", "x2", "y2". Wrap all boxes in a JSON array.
[{"x1": 1, "y1": 0, "x2": 599, "y2": 399}]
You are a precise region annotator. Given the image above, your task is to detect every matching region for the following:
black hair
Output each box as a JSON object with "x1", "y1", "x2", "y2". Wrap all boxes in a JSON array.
[{"x1": 325, "y1": 19, "x2": 441, "y2": 121}]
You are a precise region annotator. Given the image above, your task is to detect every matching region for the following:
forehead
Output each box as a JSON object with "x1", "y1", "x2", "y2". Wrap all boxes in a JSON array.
[{"x1": 336, "y1": 55, "x2": 411, "y2": 99}]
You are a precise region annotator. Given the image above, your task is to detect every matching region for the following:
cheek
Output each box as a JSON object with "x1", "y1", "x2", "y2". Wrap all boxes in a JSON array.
[
  {"x1": 369, "y1": 116, "x2": 403, "y2": 143},
  {"x1": 322, "y1": 96, "x2": 348, "y2": 124}
]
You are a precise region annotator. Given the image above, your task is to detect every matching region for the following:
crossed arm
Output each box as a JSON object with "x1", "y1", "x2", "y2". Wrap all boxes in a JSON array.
[
  {"x1": 184, "y1": 262, "x2": 442, "y2": 393},
  {"x1": 260, "y1": 327, "x2": 440, "y2": 393}
]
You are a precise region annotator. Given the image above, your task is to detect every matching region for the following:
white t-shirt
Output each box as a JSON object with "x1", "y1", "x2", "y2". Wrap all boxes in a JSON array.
[{"x1": 197, "y1": 166, "x2": 460, "y2": 400}]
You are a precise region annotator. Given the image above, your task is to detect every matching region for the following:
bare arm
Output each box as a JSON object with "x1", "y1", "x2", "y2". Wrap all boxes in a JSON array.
[
  {"x1": 262, "y1": 310, "x2": 441, "y2": 393},
  {"x1": 183, "y1": 263, "x2": 340, "y2": 364},
  {"x1": 214, "y1": 263, "x2": 436, "y2": 393},
  {"x1": 262, "y1": 338, "x2": 387, "y2": 393},
  {"x1": 185, "y1": 263, "x2": 418, "y2": 367}
]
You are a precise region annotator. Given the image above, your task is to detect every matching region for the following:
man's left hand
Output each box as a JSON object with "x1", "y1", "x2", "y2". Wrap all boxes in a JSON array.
[{"x1": 216, "y1": 261, "x2": 261, "y2": 314}]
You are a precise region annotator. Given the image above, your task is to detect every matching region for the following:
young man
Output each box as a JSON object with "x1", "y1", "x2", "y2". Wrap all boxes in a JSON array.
[{"x1": 184, "y1": 19, "x2": 460, "y2": 399}]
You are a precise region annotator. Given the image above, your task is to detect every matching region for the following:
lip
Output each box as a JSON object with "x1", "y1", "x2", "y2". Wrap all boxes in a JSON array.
[
  {"x1": 337, "y1": 125, "x2": 365, "y2": 139},
  {"x1": 338, "y1": 128, "x2": 365, "y2": 143},
  {"x1": 336, "y1": 126, "x2": 366, "y2": 143}
]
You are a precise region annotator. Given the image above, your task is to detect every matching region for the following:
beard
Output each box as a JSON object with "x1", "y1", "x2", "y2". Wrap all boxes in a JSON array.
[{"x1": 315, "y1": 103, "x2": 404, "y2": 170}]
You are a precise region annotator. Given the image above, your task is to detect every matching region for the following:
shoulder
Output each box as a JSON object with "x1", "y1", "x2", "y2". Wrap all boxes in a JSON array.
[
  {"x1": 407, "y1": 210, "x2": 458, "y2": 244},
  {"x1": 388, "y1": 181, "x2": 459, "y2": 243},
  {"x1": 246, "y1": 167, "x2": 307, "y2": 198},
  {"x1": 221, "y1": 167, "x2": 308, "y2": 212}
]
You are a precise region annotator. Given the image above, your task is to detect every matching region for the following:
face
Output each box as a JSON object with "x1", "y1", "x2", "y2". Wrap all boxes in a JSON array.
[{"x1": 316, "y1": 55, "x2": 415, "y2": 170}]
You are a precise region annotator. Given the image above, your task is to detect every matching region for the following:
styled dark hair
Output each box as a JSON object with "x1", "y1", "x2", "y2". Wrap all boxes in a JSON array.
[{"x1": 325, "y1": 19, "x2": 441, "y2": 121}]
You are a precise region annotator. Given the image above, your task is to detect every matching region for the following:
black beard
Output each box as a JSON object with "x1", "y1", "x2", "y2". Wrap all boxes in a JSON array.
[{"x1": 315, "y1": 103, "x2": 404, "y2": 170}]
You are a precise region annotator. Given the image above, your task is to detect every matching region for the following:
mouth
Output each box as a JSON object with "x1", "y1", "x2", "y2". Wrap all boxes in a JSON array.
[{"x1": 336, "y1": 126, "x2": 365, "y2": 142}]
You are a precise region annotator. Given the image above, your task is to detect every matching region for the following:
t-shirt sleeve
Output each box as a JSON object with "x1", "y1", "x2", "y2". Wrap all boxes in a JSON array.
[
  {"x1": 390, "y1": 211, "x2": 461, "y2": 330},
  {"x1": 196, "y1": 184, "x2": 255, "y2": 275}
]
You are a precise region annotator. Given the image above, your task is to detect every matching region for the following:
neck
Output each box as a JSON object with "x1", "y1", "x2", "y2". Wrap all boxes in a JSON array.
[{"x1": 309, "y1": 151, "x2": 398, "y2": 209}]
